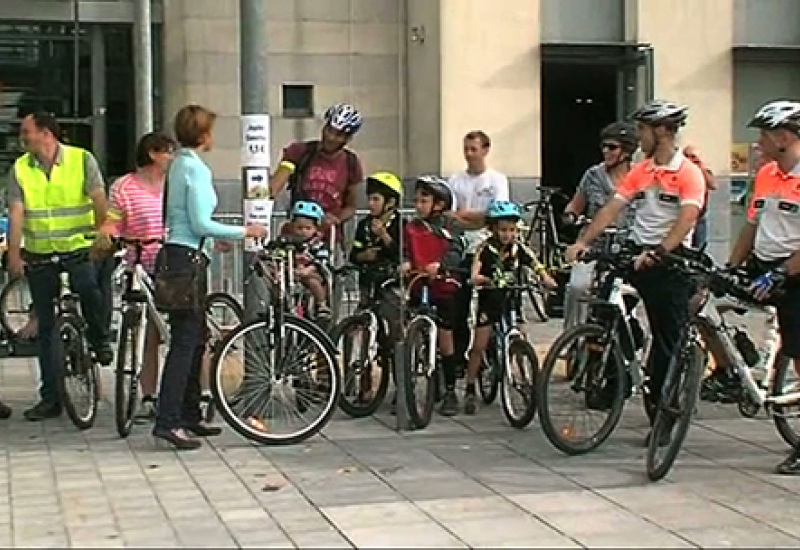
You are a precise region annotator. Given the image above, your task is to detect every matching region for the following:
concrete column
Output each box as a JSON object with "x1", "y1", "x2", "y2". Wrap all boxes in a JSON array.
[
  {"x1": 635, "y1": 0, "x2": 735, "y2": 260},
  {"x1": 133, "y1": 0, "x2": 154, "y2": 136}
]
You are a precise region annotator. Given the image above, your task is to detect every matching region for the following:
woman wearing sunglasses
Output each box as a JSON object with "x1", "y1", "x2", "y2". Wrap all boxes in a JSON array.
[{"x1": 561, "y1": 121, "x2": 639, "y2": 329}]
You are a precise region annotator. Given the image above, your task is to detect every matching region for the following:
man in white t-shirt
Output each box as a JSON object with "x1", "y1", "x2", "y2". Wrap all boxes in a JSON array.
[{"x1": 449, "y1": 130, "x2": 510, "y2": 375}]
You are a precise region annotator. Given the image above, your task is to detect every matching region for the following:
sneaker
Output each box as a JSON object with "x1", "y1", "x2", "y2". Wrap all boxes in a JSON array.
[
  {"x1": 700, "y1": 370, "x2": 740, "y2": 403},
  {"x1": 135, "y1": 395, "x2": 157, "y2": 420},
  {"x1": 464, "y1": 393, "x2": 477, "y2": 415},
  {"x1": 439, "y1": 390, "x2": 458, "y2": 417},
  {"x1": 23, "y1": 401, "x2": 62, "y2": 421},
  {"x1": 0, "y1": 399, "x2": 11, "y2": 419},
  {"x1": 776, "y1": 449, "x2": 800, "y2": 475}
]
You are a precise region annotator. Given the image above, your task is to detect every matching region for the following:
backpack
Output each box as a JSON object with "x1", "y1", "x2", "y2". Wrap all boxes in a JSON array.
[{"x1": 286, "y1": 140, "x2": 359, "y2": 210}]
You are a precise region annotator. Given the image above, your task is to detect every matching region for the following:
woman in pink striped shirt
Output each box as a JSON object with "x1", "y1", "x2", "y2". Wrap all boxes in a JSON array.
[{"x1": 100, "y1": 132, "x2": 175, "y2": 417}]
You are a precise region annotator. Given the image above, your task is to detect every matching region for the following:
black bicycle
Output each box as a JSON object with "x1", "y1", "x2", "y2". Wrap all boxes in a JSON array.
[
  {"x1": 521, "y1": 186, "x2": 571, "y2": 320},
  {"x1": 476, "y1": 278, "x2": 540, "y2": 428},
  {"x1": 26, "y1": 252, "x2": 100, "y2": 430},
  {"x1": 330, "y1": 264, "x2": 399, "y2": 418},
  {"x1": 537, "y1": 241, "x2": 650, "y2": 454}
]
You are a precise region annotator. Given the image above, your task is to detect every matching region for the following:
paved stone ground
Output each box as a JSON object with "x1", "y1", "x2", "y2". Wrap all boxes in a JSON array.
[{"x1": 2, "y1": 316, "x2": 800, "y2": 548}]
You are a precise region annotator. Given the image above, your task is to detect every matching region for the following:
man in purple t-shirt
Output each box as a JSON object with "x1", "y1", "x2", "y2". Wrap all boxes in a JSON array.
[{"x1": 269, "y1": 103, "x2": 365, "y2": 235}]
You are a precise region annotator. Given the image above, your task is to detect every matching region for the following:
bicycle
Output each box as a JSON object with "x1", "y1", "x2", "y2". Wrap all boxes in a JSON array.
[
  {"x1": 112, "y1": 237, "x2": 245, "y2": 437},
  {"x1": 402, "y1": 271, "x2": 461, "y2": 429},
  {"x1": 26, "y1": 252, "x2": 101, "y2": 430},
  {"x1": 209, "y1": 235, "x2": 340, "y2": 445},
  {"x1": 537, "y1": 240, "x2": 650, "y2": 454},
  {"x1": 474, "y1": 278, "x2": 540, "y2": 428},
  {"x1": 645, "y1": 251, "x2": 799, "y2": 481},
  {"x1": 330, "y1": 264, "x2": 399, "y2": 418},
  {"x1": 521, "y1": 187, "x2": 572, "y2": 321}
]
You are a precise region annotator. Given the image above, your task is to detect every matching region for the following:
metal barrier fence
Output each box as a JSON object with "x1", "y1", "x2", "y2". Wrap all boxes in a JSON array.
[{"x1": 209, "y1": 208, "x2": 417, "y2": 302}]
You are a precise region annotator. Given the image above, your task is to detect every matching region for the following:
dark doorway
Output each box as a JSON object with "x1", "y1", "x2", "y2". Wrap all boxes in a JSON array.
[{"x1": 541, "y1": 62, "x2": 618, "y2": 195}]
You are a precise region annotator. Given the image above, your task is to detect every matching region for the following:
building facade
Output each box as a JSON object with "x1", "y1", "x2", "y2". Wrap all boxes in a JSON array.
[{"x1": 1, "y1": 0, "x2": 799, "y2": 257}]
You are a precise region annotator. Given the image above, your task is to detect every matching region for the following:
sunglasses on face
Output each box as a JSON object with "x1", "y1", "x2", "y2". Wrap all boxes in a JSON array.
[{"x1": 601, "y1": 142, "x2": 621, "y2": 151}]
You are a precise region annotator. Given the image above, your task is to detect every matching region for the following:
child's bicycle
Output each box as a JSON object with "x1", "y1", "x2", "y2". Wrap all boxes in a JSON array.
[
  {"x1": 402, "y1": 271, "x2": 462, "y2": 429},
  {"x1": 475, "y1": 276, "x2": 540, "y2": 429},
  {"x1": 209, "y1": 235, "x2": 340, "y2": 445},
  {"x1": 330, "y1": 264, "x2": 400, "y2": 418}
]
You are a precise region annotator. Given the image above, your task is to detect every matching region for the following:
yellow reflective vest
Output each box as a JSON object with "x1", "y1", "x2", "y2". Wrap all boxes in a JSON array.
[{"x1": 14, "y1": 145, "x2": 95, "y2": 255}]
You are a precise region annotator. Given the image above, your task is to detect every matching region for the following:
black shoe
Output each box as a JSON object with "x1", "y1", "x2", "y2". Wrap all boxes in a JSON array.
[
  {"x1": 439, "y1": 390, "x2": 458, "y2": 417},
  {"x1": 92, "y1": 343, "x2": 114, "y2": 366},
  {"x1": 644, "y1": 427, "x2": 672, "y2": 448},
  {"x1": 0, "y1": 399, "x2": 11, "y2": 419},
  {"x1": 700, "y1": 370, "x2": 740, "y2": 403},
  {"x1": 464, "y1": 393, "x2": 477, "y2": 415},
  {"x1": 23, "y1": 401, "x2": 62, "y2": 421},
  {"x1": 776, "y1": 449, "x2": 800, "y2": 475},
  {"x1": 185, "y1": 423, "x2": 222, "y2": 437},
  {"x1": 152, "y1": 426, "x2": 202, "y2": 450}
]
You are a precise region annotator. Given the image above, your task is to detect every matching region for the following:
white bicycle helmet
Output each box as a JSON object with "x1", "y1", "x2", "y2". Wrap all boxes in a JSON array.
[
  {"x1": 323, "y1": 103, "x2": 363, "y2": 135},
  {"x1": 415, "y1": 175, "x2": 455, "y2": 211},
  {"x1": 631, "y1": 99, "x2": 688, "y2": 128},
  {"x1": 748, "y1": 100, "x2": 800, "y2": 132}
]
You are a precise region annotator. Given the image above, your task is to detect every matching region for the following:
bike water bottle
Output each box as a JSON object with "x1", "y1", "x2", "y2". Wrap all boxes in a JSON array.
[
  {"x1": 421, "y1": 285, "x2": 430, "y2": 308},
  {"x1": 733, "y1": 328, "x2": 760, "y2": 368}
]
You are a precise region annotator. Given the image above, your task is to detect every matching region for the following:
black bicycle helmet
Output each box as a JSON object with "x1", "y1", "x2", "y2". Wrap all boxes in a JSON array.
[
  {"x1": 748, "y1": 100, "x2": 800, "y2": 133},
  {"x1": 600, "y1": 121, "x2": 638, "y2": 154},
  {"x1": 631, "y1": 99, "x2": 688, "y2": 128},
  {"x1": 414, "y1": 174, "x2": 454, "y2": 211}
]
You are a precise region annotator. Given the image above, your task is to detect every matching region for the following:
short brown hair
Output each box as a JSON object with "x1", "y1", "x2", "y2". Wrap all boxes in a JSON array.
[
  {"x1": 464, "y1": 130, "x2": 491, "y2": 148},
  {"x1": 174, "y1": 104, "x2": 217, "y2": 148},
  {"x1": 135, "y1": 132, "x2": 176, "y2": 168}
]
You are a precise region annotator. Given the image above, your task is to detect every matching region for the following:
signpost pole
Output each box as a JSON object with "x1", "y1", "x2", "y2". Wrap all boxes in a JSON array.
[{"x1": 240, "y1": 0, "x2": 271, "y2": 313}]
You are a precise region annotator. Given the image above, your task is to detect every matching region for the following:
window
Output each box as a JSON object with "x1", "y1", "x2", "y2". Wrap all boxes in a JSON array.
[{"x1": 282, "y1": 83, "x2": 314, "y2": 118}]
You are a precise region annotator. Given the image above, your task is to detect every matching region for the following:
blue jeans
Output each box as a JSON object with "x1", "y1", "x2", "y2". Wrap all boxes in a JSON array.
[
  {"x1": 155, "y1": 245, "x2": 208, "y2": 430},
  {"x1": 26, "y1": 250, "x2": 110, "y2": 406}
]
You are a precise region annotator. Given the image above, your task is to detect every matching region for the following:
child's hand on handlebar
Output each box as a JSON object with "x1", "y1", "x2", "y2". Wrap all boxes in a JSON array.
[
  {"x1": 400, "y1": 261, "x2": 412, "y2": 275},
  {"x1": 472, "y1": 274, "x2": 490, "y2": 287},
  {"x1": 424, "y1": 262, "x2": 441, "y2": 277},
  {"x1": 566, "y1": 242, "x2": 589, "y2": 263}
]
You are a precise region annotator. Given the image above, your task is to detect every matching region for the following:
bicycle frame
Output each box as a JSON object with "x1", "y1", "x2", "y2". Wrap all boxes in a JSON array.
[{"x1": 694, "y1": 291, "x2": 791, "y2": 410}]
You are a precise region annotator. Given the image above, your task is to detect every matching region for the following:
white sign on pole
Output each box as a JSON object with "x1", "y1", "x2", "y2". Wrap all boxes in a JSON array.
[
  {"x1": 244, "y1": 199, "x2": 274, "y2": 252},
  {"x1": 241, "y1": 114, "x2": 271, "y2": 168}
]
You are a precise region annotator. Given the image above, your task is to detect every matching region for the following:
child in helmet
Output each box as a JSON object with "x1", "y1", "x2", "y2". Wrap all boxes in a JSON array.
[
  {"x1": 282, "y1": 200, "x2": 332, "y2": 321},
  {"x1": 464, "y1": 200, "x2": 557, "y2": 415},
  {"x1": 402, "y1": 175, "x2": 466, "y2": 416},
  {"x1": 350, "y1": 171, "x2": 405, "y2": 308}
]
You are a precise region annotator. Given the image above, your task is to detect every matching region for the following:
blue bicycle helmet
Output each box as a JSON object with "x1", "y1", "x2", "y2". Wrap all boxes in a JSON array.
[
  {"x1": 486, "y1": 200, "x2": 522, "y2": 222},
  {"x1": 291, "y1": 201, "x2": 325, "y2": 224}
]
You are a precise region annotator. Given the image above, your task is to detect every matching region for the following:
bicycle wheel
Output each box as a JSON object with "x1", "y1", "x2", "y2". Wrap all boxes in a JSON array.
[
  {"x1": 404, "y1": 318, "x2": 437, "y2": 429},
  {"x1": 210, "y1": 315, "x2": 339, "y2": 445},
  {"x1": 56, "y1": 316, "x2": 99, "y2": 430},
  {"x1": 115, "y1": 307, "x2": 143, "y2": 438},
  {"x1": 537, "y1": 323, "x2": 626, "y2": 455},
  {"x1": 770, "y1": 353, "x2": 799, "y2": 447},
  {"x1": 646, "y1": 330, "x2": 704, "y2": 482},
  {"x1": 0, "y1": 276, "x2": 33, "y2": 338},
  {"x1": 502, "y1": 337, "x2": 539, "y2": 428},
  {"x1": 478, "y1": 337, "x2": 500, "y2": 404},
  {"x1": 204, "y1": 292, "x2": 245, "y2": 422},
  {"x1": 331, "y1": 314, "x2": 390, "y2": 418}
]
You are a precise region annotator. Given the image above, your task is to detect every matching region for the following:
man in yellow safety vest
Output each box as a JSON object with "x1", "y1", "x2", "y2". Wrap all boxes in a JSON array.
[{"x1": 6, "y1": 112, "x2": 112, "y2": 422}]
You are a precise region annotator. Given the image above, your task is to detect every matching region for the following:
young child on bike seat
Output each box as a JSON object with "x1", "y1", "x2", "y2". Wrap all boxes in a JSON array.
[
  {"x1": 350, "y1": 171, "x2": 405, "y2": 309},
  {"x1": 465, "y1": 200, "x2": 557, "y2": 415},
  {"x1": 281, "y1": 200, "x2": 332, "y2": 322},
  {"x1": 402, "y1": 175, "x2": 466, "y2": 417}
]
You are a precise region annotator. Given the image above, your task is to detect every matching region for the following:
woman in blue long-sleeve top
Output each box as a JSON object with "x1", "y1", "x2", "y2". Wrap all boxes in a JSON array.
[{"x1": 153, "y1": 104, "x2": 267, "y2": 450}]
